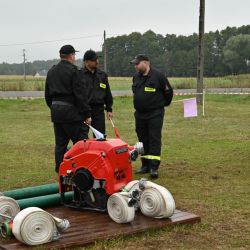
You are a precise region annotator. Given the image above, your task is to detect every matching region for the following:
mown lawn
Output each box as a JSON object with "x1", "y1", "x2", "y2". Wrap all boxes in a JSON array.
[{"x1": 0, "y1": 95, "x2": 249, "y2": 249}]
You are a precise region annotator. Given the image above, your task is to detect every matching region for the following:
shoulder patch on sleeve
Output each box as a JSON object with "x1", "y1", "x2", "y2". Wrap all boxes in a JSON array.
[{"x1": 100, "y1": 83, "x2": 106, "y2": 89}]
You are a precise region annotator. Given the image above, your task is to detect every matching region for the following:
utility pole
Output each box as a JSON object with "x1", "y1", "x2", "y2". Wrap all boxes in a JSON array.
[
  {"x1": 23, "y1": 49, "x2": 27, "y2": 80},
  {"x1": 196, "y1": 0, "x2": 205, "y2": 104},
  {"x1": 103, "y1": 30, "x2": 107, "y2": 73}
]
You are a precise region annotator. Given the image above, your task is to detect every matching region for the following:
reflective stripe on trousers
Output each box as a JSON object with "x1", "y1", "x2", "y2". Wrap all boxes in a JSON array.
[{"x1": 141, "y1": 155, "x2": 161, "y2": 161}]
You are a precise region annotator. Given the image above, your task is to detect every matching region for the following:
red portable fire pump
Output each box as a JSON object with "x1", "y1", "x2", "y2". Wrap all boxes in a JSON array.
[{"x1": 58, "y1": 121, "x2": 143, "y2": 212}]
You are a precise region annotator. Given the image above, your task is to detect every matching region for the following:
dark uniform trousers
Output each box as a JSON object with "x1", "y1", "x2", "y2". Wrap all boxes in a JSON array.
[
  {"x1": 90, "y1": 105, "x2": 106, "y2": 135},
  {"x1": 135, "y1": 109, "x2": 164, "y2": 171},
  {"x1": 53, "y1": 121, "x2": 88, "y2": 173},
  {"x1": 132, "y1": 67, "x2": 173, "y2": 173}
]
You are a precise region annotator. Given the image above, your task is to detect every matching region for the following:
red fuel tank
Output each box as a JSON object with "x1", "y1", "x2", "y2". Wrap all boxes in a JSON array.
[{"x1": 59, "y1": 138, "x2": 133, "y2": 195}]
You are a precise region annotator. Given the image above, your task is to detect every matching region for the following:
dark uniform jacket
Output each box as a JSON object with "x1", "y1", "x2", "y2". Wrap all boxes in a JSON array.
[
  {"x1": 79, "y1": 67, "x2": 113, "y2": 112},
  {"x1": 45, "y1": 60, "x2": 91, "y2": 123},
  {"x1": 132, "y1": 67, "x2": 173, "y2": 117}
]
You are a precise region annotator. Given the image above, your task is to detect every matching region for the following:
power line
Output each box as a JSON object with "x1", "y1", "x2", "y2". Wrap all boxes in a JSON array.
[
  {"x1": 0, "y1": 34, "x2": 102, "y2": 47},
  {"x1": 0, "y1": 32, "x2": 200, "y2": 47}
]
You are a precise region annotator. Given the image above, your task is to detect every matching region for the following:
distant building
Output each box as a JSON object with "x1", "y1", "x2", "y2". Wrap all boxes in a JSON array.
[{"x1": 34, "y1": 69, "x2": 48, "y2": 77}]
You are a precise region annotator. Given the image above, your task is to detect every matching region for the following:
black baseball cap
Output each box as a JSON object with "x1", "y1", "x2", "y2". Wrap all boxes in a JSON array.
[
  {"x1": 59, "y1": 45, "x2": 79, "y2": 55},
  {"x1": 130, "y1": 54, "x2": 150, "y2": 64},
  {"x1": 83, "y1": 50, "x2": 99, "y2": 61}
]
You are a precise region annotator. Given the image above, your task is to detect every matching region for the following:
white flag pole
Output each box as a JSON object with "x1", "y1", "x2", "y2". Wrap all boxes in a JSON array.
[{"x1": 202, "y1": 90, "x2": 205, "y2": 116}]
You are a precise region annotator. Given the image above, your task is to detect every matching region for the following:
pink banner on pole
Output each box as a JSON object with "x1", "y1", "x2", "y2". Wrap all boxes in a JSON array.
[{"x1": 183, "y1": 98, "x2": 198, "y2": 118}]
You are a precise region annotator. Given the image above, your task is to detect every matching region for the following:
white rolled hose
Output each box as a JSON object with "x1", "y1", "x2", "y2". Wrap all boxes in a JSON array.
[
  {"x1": 12, "y1": 207, "x2": 70, "y2": 246},
  {"x1": 107, "y1": 180, "x2": 141, "y2": 224},
  {"x1": 139, "y1": 181, "x2": 175, "y2": 218},
  {"x1": 107, "y1": 193, "x2": 135, "y2": 223},
  {"x1": 0, "y1": 196, "x2": 20, "y2": 223},
  {"x1": 107, "y1": 180, "x2": 175, "y2": 223},
  {"x1": 123, "y1": 180, "x2": 140, "y2": 191}
]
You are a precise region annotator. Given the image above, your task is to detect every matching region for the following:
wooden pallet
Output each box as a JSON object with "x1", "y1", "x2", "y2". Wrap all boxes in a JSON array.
[{"x1": 0, "y1": 206, "x2": 200, "y2": 249}]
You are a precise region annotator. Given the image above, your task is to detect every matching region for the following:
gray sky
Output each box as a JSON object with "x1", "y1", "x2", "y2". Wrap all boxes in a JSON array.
[{"x1": 0, "y1": 0, "x2": 249, "y2": 63}]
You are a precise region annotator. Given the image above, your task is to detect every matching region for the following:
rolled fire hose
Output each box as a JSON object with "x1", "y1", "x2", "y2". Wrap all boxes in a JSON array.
[
  {"x1": 0, "y1": 196, "x2": 20, "y2": 223},
  {"x1": 12, "y1": 207, "x2": 70, "y2": 246},
  {"x1": 107, "y1": 193, "x2": 135, "y2": 224},
  {"x1": 139, "y1": 181, "x2": 175, "y2": 218},
  {"x1": 107, "y1": 180, "x2": 175, "y2": 223}
]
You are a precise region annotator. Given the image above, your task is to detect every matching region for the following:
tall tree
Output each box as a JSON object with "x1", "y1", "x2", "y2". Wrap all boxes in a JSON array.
[{"x1": 223, "y1": 34, "x2": 250, "y2": 74}]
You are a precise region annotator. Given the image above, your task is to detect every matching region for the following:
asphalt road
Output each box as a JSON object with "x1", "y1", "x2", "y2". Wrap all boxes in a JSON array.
[{"x1": 0, "y1": 88, "x2": 249, "y2": 99}]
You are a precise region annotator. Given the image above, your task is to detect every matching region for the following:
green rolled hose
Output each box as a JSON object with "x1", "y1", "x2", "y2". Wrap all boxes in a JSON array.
[
  {"x1": 17, "y1": 192, "x2": 73, "y2": 210},
  {"x1": 3, "y1": 183, "x2": 59, "y2": 200}
]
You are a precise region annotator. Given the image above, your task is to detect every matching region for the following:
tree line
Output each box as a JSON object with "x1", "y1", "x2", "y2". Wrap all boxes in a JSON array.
[{"x1": 0, "y1": 25, "x2": 250, "y2": 77}]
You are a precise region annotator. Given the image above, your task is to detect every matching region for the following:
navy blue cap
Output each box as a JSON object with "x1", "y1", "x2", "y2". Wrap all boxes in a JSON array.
[
  {"x1": 83, "y1": 50, "x2": 99, "y2": 61},
  {"x1": 59, "y1": 45, "x2": 79, "y2": 55},
  {"x1": 130, "y1": 54, "x2": 150, "y2": 64}
]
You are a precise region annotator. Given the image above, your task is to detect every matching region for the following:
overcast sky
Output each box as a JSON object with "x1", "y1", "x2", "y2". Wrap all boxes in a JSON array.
[{"x1": 0, "y1": 0, "x2": 249, "y2": 63}]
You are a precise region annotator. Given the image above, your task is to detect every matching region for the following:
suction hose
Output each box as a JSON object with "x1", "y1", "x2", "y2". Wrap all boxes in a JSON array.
[{"x1": 3, "y1": 183, "x2": 59, "y2": 200}]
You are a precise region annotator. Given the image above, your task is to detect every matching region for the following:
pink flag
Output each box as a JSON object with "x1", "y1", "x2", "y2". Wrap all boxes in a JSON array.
[{"x1": 183, "y1": 98, "x2": 198, "y2": 118}]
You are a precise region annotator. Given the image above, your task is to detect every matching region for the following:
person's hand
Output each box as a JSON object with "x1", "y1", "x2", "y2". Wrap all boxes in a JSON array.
[
  {"x1": 107, "y1": 112, "x2": 113, "y2": 120},
  {"x1": 84, "y1": 117, "x2": 92, "y2": 125}
]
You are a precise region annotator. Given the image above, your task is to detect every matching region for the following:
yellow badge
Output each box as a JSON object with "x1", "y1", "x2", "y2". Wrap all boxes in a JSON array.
[
  {"x1": 100, "y1": 83, "x2": 106, "y2": 89},
  {"x1": 144, "y1": 87, "x2": 156, "y2": 92}
]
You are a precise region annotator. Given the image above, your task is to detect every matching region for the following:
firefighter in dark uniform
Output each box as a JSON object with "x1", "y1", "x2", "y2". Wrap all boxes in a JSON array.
[
  {"x1": 79, "y1": 50, "x2": 113, "y2": 135},
  {"x1": 45, "y1": 45, "x2": 91, "y2": 173},
  {"x1": 130, "y1": 54, "x2": 173, "y2": 178}
]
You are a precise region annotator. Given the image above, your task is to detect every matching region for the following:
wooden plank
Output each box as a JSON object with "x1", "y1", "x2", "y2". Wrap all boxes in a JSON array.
[{"x1": 0, "y1": 206, "x2": 200, "y2": 250}]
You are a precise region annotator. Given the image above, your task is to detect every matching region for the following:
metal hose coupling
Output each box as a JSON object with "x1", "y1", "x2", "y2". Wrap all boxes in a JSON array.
[
  {"x1": 138, "y1": 178, "x2": 147, "y2": 190},
  {"x1": 134, "y1": 142, "x2": 144, "y2": 154},
  {"x1": 0, "y1": 220, "x2": 13, "y2": 239},
  {"x1": 129, "y1": 142, "x2": 144, "y2": 161},
  {"x1": 54, "y1": 218, "x2": 70, "y2": 232}
]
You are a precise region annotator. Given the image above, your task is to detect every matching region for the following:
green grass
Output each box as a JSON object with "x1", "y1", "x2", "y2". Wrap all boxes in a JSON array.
[
  {"x1": 0, "y1": 74, "x2": 250, "y2": 91},
  {"x1": 0, "y1": 95, "x2": 250, "y2": 249}
]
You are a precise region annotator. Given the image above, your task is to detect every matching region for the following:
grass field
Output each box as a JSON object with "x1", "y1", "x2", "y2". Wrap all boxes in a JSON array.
[
  {"x1": 0, "y1": 74, "x2": 250, "y2": 91},
  {"x1": 0, "y1": 95, "x2": 249, "y2": 249}
]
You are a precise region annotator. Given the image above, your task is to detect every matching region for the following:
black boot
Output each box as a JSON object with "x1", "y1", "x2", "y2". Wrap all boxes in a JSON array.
[
  {"x1": 135, "y1": 158, "x2": 150, "y2": 174},
  {"x1": 149, "y1": 160, "x2": 160, "y2": 179},
  {"x1": 150, "y1": 168, "x2": 158, "y2": 179}
]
